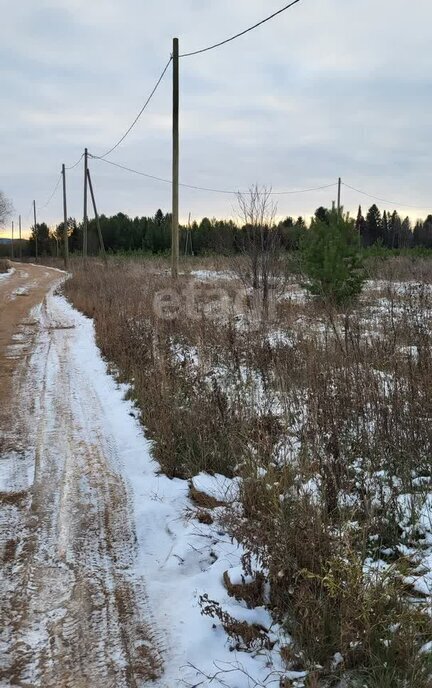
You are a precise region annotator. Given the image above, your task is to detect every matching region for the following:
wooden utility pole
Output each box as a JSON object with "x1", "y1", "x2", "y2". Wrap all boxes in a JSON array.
[
  {"x1": 171, "y1": 37, "x2": 179, "y2": 279},
  {"x1": 33, "y1": 200, "x2": 38, "y2": 261},
  {"x1": 62, "y1": 164, "x2": 69, "y2": 269},
  {"x1": 86, "y1": 168, "x2": 107, "y2": 265},
  {"x1": 83, "y1": 147, "x2": 89, "y2": 258},
  {"x1": 19, "y1": 215, "x2": 22, "y2": 261},
  {"x1": 337, "y1": 177, "x2": 341, "y2": 217},
  {"x1": 11, "y1": 221, "x2": 14, "y2": 260}
]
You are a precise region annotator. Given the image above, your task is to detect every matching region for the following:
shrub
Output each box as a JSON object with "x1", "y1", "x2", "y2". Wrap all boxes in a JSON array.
[
  {"x1": 63, "y1": 257, "x2": 432, "y2": 686},
  {"x1": 0, "y1": 258, "x2": 10, "y2": 273},
  {"x1": 301, "y1": 209, "x2": 366, "y2": 306}
]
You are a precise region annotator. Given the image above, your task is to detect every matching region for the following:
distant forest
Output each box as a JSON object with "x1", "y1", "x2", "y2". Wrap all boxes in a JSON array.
[{"x1": 6, "y1": 204, "x2": 432, "y2": 258}]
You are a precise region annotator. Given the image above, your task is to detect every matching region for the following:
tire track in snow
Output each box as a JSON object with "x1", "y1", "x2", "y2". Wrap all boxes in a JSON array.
[{"x1": 0, "y1": 286, "x2": 163, "y2": 687}]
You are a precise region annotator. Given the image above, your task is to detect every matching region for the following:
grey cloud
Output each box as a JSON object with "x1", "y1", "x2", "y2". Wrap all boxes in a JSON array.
[{"x1": 1, "y1": 0, "x2": 432, "y2": 236}]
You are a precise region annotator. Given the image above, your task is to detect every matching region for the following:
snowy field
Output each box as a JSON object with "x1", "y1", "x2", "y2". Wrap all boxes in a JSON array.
[
  {"x1": 61, "y1": 258, "x2": 432, "y2": 686},
  {"x1": 9, "y1": 257, "x2": 428, "y2": 687},
  {"x1": 53, "y1": 293, "x2": 290, "y2": 686},
  {"x1": 1, "y1": 282, "x2": 298, "y2": 686}
]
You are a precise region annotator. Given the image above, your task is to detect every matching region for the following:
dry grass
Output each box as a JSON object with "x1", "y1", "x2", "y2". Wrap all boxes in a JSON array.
[
  {"x1": 0, "y1": 490, "x2": 29, "y2": 505},
  {"x1": 0, "y1": 258, "x2": 10, "y2": 273},
  {"x1": 199, "y1": 593, "x2": 274, "y2": 652},
  {"x1": 223, "y1": 569, "x2": 265, "y2": 608},
  {"x1": 63, "y1": 255, "x2": 432, "y2": 687}
]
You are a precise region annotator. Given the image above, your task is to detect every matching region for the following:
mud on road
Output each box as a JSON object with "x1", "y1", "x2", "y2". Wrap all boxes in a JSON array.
[{"x1": 0, "y1": 264, "x2": 162, "y2": 687}]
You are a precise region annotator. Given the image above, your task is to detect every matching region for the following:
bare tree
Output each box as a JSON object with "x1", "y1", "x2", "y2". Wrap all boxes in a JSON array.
[
  {"x1": 233, "y1": 185, "x2": 286, "y2": 312},
  {"x1": 0, "y1": 191, "x2": 13, "y2": 227}
]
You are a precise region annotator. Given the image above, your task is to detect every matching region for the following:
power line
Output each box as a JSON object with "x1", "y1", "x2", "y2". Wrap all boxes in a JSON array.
[
  {"x1": 24, "y1": 202, "x2": 34, "y2": 223},
  {"x1": 273, "y1": 183, "x2": 337, "y2": 196},
  {"x1": 89, "y1": 154, "x2": 336, "y2": 196},
  {"x1": 180, "y1": 0, "x2": 302, "y2": 58},
  {"x1": 65, "y1": 153, "x2": 84, "y2": 170},
  {"x1": 98, "y1": 56, "x2": 173, "y2": 159},
  {"x1": 342, "y1": 182, "x2": 431, "y2": 211},
  {"x1": 25, "y1": 56, "x2": 171, "y2": 218},
  {"x1": 40, "y1": 173, "x2": 62, "y2": 209},
  {"x1": 90, "y1": 154, "x2": 176, "y2": 186}
]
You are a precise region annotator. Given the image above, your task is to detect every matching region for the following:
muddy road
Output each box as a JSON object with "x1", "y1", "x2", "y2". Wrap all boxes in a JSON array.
[{"x1": 0, "y1": 264, "x2": 162, "y2": 687}]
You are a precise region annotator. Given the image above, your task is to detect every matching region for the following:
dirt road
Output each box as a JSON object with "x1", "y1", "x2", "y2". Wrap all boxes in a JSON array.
[{"x1": 0, "y1": 264, "x2": 162, "y2": 687}]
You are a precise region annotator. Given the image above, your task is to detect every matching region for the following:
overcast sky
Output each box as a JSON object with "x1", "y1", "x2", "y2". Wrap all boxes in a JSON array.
[{"x1": 1, "y1": 0, "x2": 432, "y2": 237}]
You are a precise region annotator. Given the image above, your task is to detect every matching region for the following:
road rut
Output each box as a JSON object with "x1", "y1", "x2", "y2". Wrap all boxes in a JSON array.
[{"x1": 0, "y1": 264, "x2": 162, "y2": 687}]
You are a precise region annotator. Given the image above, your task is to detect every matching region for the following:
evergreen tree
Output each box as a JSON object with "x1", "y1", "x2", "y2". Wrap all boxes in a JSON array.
[
  {"x1": 279, "y1": 216, "x2": 304, "y2": 250},
  {"x1": 154, "y1": 209, "x2": 164, "y2": 226},
  {"x1": 412, "y1": 215, "x2": 432, "y2": 248},
  {"x1": 423, "y1": 215, "x2": 432, "y2": 248},
  {"x1": 413, "y1": 219, "x2": 424, "y2": 247},
  {"x1": 365, "y1": 204, "x2": 382, "y2": 245},
  {"x1": 382, "y1": 211, "x2": 389, "y2": 247},
  {"x1": 388, "y1": 210, "x2": 402, "y2": 249},
  {"x1": 29, "y1": 222, "x2": 51, "y2": 255},
  {"x1": 281, "y1": 216, "x2": 294, "y2": 228},
  {"x1": 355, "y1": 205, "x2": 367, "y2": 246},
  {"x1": 301, "y1": 208, "x2": 365, "y2": 306},
  {"x1": 314, "y1": 206, "x2": 330, "y2": 224},
  {"x1": 400, "y1": 217, "x2": 412, "y2": 248}
]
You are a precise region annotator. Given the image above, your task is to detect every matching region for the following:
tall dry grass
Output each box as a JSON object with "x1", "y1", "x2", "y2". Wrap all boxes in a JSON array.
[{"x1": 63, "y1": 256, "x2": 432, "y2": 686}]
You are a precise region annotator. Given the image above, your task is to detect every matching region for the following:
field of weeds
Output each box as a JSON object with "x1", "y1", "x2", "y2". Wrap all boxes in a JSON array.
[{"x1": 64, "y1": 255, "x2": 432, "y2": 687}]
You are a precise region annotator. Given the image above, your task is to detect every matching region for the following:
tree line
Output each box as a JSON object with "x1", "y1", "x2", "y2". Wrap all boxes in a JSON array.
[
  {"x1": 24, "y1": 204, "x2": 432, "y2": 257},
  {"x1": 355, "y1": 205, "x2": 432, "y2": 249}
]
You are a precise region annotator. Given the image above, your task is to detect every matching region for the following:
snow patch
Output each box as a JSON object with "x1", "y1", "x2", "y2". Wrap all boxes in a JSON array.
[
  {"x1": 49, "y1": 293, "x2": 287, "y2": 687},
  {"x1": 191, "y1": 472, "x2": 240, "y2": 503},
  {"x1": 0, "y1": 267, "x2": 15, "y2": 281}
]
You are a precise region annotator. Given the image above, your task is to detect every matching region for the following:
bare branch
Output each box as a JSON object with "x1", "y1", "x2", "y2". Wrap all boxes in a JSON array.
[{"x1": 0, "y1": 191, "x2": 13, "y2": 227}]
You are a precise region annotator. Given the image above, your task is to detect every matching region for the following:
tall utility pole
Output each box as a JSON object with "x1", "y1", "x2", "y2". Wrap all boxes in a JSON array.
[
  {"x1": 33, "y1": 200, "x2": 38, "y2": 262},
  {"x1": 83, "y1": 147, "x2": 89, "y2": 259},
  {"x1": 11, "y1": 221, "x2": 14, "y2": 260},
  {"x1": 19, "y1": 215, "x2": 22, "y2": 261},
  {"x1": 171, "y1": 37, "x2": 179, "y2": 279},
  {"x1": 86, "y1": 168, "x2": 107, "y2": 265},
  {"x1": 337, "y1": 177, "x2": 342, "y2": 217},
  {"x1": 62, "y1": 164, "x2": 69, "y2": 269}
]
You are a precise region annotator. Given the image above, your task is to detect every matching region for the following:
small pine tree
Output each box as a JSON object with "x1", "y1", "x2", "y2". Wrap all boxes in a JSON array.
[{"x1": 301, "y1": 209, "x2": 365, "y2": 306}]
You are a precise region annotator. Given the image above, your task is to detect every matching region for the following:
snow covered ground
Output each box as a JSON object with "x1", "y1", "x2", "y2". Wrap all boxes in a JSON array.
[
  {"x1": 5, "y1": 264, "x2": 431, "y2": 685},
  {"x1": 0, "y1": 266, "x2": 15, "y2": 281},
  {"x1": 57, "y1": 291, "x2": 293, "y2": 687},
  {"x1": 1, "y1": 286, "x2": 294, "y2": 686}
]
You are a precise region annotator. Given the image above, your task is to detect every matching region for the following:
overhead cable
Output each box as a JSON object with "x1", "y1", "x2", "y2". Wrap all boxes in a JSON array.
[
  {"x1": 180, "y1": 0, "x2": 301, "y2": 58},
  {"x1": 90, "y1": 154, "x2": 336, "y2": 196},
  {"x1": 98, "y1": 56, "x2": 173, "y2": 158},
  {"x1": 342, "y1": 182, "x2": 431, "y2": 211},
  {"x1": 40, "y1": 174, "x2": 62, "y2": 209},
  {"x1": 65, "y1": 153, "x2": 84, "y2": 170}
]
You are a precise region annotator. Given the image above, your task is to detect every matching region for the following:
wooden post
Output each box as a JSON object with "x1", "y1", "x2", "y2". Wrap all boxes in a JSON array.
[
  {"x1": 337, "y1": 177, "x2": 341, "y2": 217},
  {"x1": 62, "y1": 164, "x2": 69, "y2": 269},
  {"x1": 83, "y1": 147, "x2": 88, "y2": 258},
  {"x1": 86, "y1": 168, "x2": 107, "y2": 265},
  {"x1": 171, "y1": 37, "x2": 179, "y2": 279},
  {"x1": 11, "y1": 221, "x2": 14, "y2": 260},
  {"x1": 33, "y1": 200, "x2": 38, "y2": 261},
  {"x1": 19, "y1": 215, "x2": 22, "y2": 261}
]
